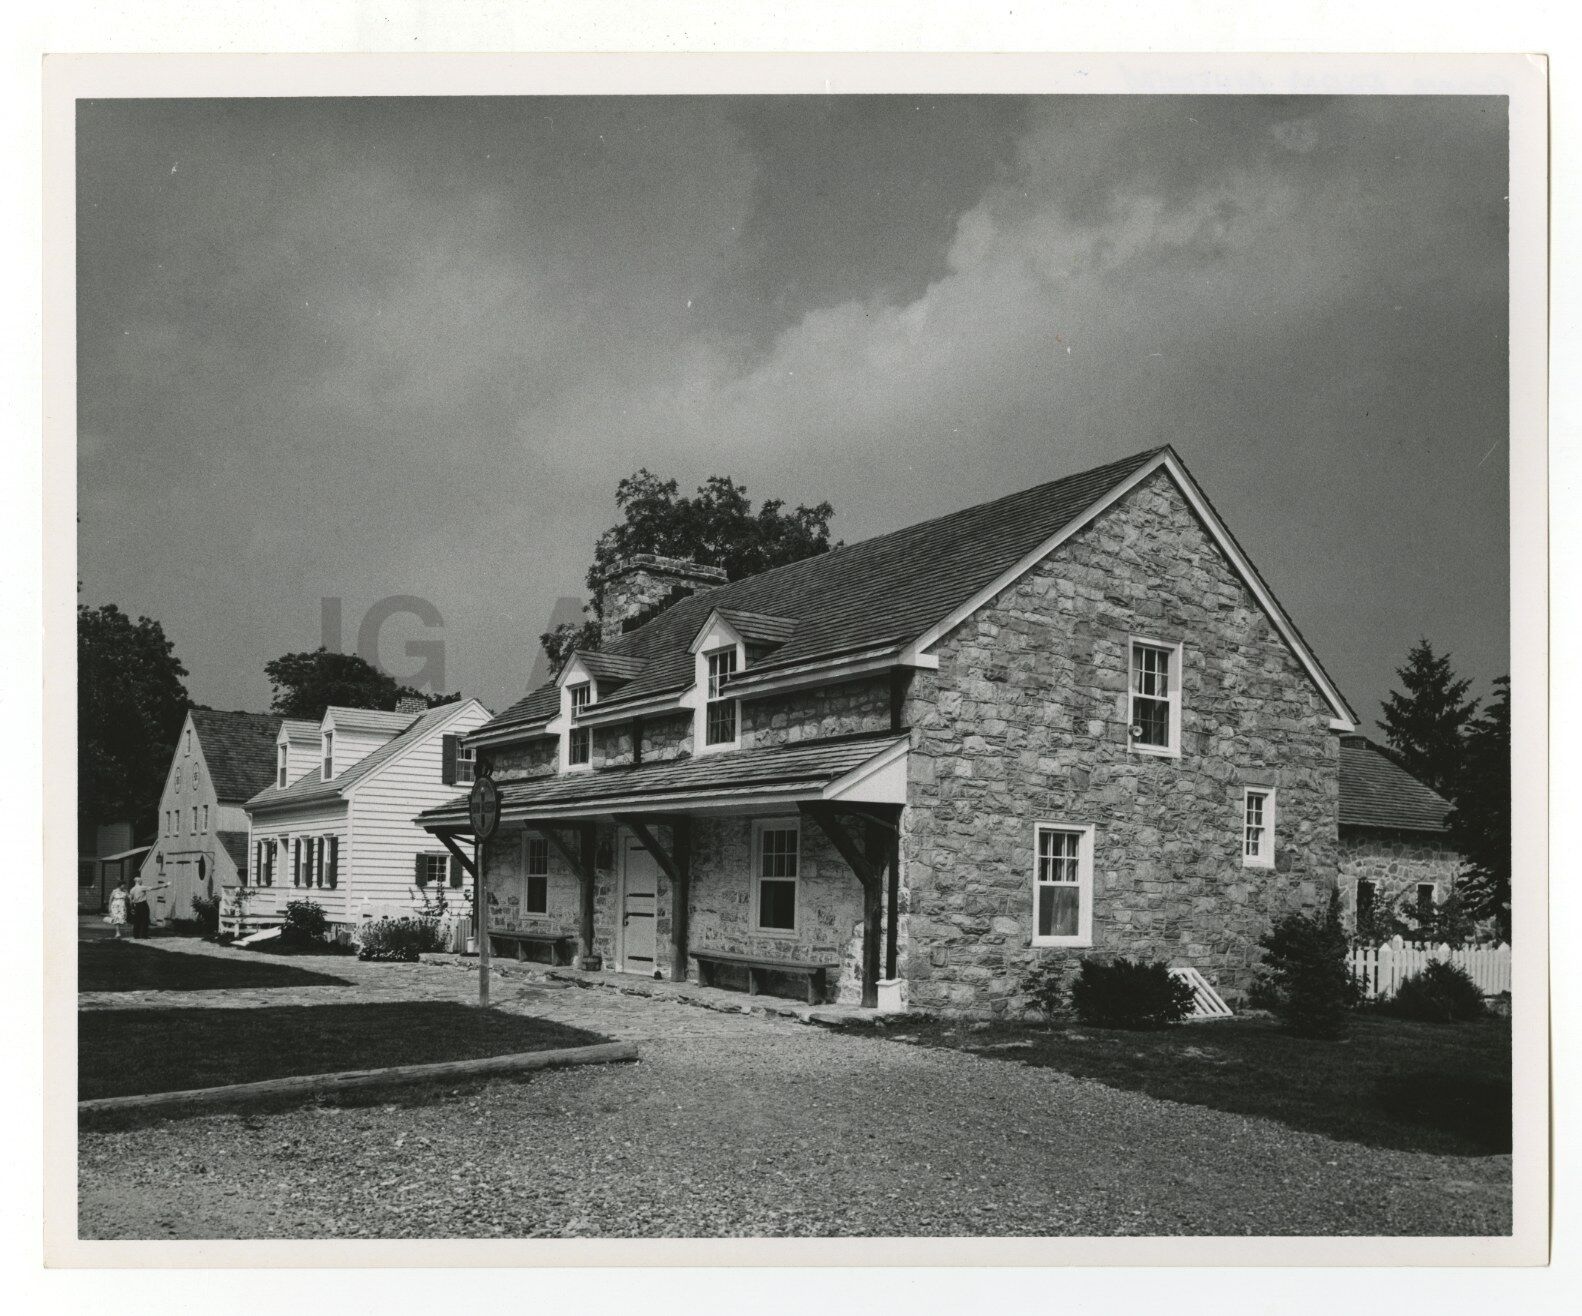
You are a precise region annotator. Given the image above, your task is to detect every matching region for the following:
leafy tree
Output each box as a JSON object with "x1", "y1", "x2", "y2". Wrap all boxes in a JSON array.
[
  {"x1": 1446, "y1": 676, "x2": 1511, "y2": 938},
  {"x1": 540, "y1": 470, "x2": 837, "y2": 668},
  {"x1": 264, "y1": 648, "x2": 458, "y2": 720},
  {"x1": 1254, "y1": 889, "x2": 1360, "y2": 1038},
  {"x1": 1378, "y1": 639, "x2": 1479, "y2": 795},
  {"x1": 78, "y1": 603, "x2": 190, "y2": 834}
]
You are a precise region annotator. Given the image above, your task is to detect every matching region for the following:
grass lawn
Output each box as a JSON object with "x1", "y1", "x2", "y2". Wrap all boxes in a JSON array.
[
  {"x1": 885, "y1": 1012, "x2": 1511, "y2": 1156},
  {"x1": 79, "y1": 1001, "x2": 610, "y2": 1100},
  {"x1": 79, "y1": 939, "x2": 353, "y2": 993}
]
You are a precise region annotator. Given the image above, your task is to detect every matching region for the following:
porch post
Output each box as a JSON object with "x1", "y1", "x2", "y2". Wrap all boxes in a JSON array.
[
  {"x1": 578, "y1": 821, "x2": 597, "y2": 967},
  {"x1": 860, "y1": 818, "x2": 888, "y2": 1009},
  {"x1": 884, "y1": 829, "x2": 900, "y2": 983},
  {"x1": 671, "y1": 817, "x2": 691, "y2": 983}
]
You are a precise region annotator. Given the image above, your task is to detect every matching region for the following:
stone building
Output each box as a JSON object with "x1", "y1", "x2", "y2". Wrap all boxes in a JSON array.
[
  {"x1": 1337, "y1": 734, "x2": 1462, "y2": 935},
  {"x1": 419, "y1": 447, "x2": 1358, "y2": 1015}
]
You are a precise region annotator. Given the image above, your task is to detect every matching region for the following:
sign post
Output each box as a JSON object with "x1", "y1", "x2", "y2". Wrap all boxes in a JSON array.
[{"x1": 467, "y1": 771, "x2": 501, "y2": 1010}]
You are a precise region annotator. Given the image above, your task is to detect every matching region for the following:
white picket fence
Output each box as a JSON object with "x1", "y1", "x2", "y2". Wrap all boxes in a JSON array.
[{"x1": 1349, "y1": 937, "x2": 1511, "y2": 999}]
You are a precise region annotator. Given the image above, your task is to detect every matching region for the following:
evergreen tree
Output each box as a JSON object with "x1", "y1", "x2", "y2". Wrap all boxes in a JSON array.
[
  {"x1": 1377, "y1": 639, "x2": 1479, "y2": 795},
  {"x1": 1446, "y1": 676, "x2": 1511, "y2": 938}
]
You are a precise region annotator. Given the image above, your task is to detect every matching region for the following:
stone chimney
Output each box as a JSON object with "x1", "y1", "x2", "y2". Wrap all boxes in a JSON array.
[
  {"x1": 600, "y1": 554, "x2": 727, "y2": 646},
  {"x1": 394, "y1": 695, "x2": 428, "y2": 715}
]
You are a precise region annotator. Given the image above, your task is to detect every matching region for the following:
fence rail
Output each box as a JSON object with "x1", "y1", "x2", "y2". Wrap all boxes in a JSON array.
[{"x1": 1349, "y1": 938, "x2": 1511, "y2": 999}]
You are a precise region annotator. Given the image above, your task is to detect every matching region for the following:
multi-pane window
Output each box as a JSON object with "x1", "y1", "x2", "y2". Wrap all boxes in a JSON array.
[
  {"x1": 755, "y1": 823, "x2": 799, "y2": 932},
  {"x1": 1129, "y1": 640, "x2": 1178, "y2": 752},
  {"x1": 322, "y1": 730, "x2": 335, "y2": 780},
  {"x1": 201, "y1": 804, "x2": 209, "y2": 832},
  {"x1": 421, "y1": 853, "x2": 449, "y2": 888},
  {"x1": 1033, "y1": 825, "x2": 1092, "y2": 944},
  {"x1": 524, "y1": 834, "x2": 549, "y2": 915},
  {"x1": 302, "y1": 836, "x2": 316, "y2": 888},
  {"x1": 567, "y1": 683, "x2": 592, "y2": 766},
  {"x1": 704, "y1": 648, "x2": 739, "y2": 747},
  {"x1": 277, "y1": 744, "x2": 287, "y2": 788},
  {"x1": 456, "y1": 741, "x2": 476, "y2": 785},
  {"x1": 1243, "y1": 788, "x2": 1275, "y2": 868}
]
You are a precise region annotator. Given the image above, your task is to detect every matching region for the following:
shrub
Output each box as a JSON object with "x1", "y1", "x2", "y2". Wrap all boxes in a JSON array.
[
  {"x1": 279, "y1": 899, "x2": 330, "y2": 947},
  {"x1": 357, "y1": 916, "x2": 448, "y2": 962},
  {"x1": 1380, "y1": 959, "x2": 1487, "y2": 1023},
  {"x1": 1069, "y1": 957, "x2": 1196, "y2": 1030},
  {"x1": 1255, "y1": 889, "x2": 1360, "y2": 1039},
  {"x1": 189, "y1": 893, "x2": 221, "y2": 937},
  {"x1": 1020, "y1": 961, "x2": 1070, "y2": 1021}
]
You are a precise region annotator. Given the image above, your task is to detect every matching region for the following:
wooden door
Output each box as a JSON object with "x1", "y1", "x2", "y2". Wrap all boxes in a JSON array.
[{"x1": 619, "y1": 833, "x2": 661, "y2": 975}]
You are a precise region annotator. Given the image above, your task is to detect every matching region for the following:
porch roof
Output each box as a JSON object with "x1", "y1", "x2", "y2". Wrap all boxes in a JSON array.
[{"x1": 418, "y1": 730, "x2": 907, "y2": 829}]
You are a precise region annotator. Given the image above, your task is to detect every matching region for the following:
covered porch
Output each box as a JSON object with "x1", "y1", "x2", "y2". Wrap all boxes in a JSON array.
[{"x1": 417, "y1": 732, "x2": 909, "y2": 1008}]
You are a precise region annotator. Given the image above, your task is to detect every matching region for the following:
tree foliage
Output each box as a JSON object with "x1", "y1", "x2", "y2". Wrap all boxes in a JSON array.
[
  {"x1": 1254, "y1": 889, "x2": 1360, "y2": 1038},
  {"x1": 78, "y1": 603, "x2": 190, "y2": 833},
  {"x1": 540, "y1": 470, "x2": 837, "y2": 668},
  {"x1": 1377, "y1": 639, "x2": 1479, "y2": 796},
  {"x1": 264, "y1": 647, "x2": 457, "y2": 720},
  {"x1": 1446, "y1": 675, "x2": 1511, "y2": 938}
]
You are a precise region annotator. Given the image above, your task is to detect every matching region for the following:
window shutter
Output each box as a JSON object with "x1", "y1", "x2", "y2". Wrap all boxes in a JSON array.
[
  {"x1": 449, "y1": 854, "x2": 463, "y2": 888},
  {"x1": 315, "y1": 837, "x2": 325, "y2": 887},
  {"x1": 415, "y1": 852, "x2": 428, "y2": 887},
  {"x1": 327, "y1": 836, "x2": 339, "y2": 888},
  {"x1": 441, "y1": 734, "x2": 458, "y2": 786},
  {"x1": 293, "y1": 838, "x2": 301, "y2": 887}
]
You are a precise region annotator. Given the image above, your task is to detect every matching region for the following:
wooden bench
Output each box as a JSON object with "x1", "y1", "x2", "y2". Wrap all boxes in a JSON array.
[
  {"x1": 488, "y1": 931, "x2": 576, "y2": 967},
  {"x1": 691, "y1": 950, "x2": 840, "y2": 1005}
]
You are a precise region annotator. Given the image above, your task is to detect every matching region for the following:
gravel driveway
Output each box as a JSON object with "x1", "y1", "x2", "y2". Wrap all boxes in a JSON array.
[{"x1": 78, "y1": 978, "x2": 1510, "y2": 1239}]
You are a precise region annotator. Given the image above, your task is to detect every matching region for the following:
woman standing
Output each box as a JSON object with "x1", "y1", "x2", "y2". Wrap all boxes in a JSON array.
[{"x1": 106, "y1": 881, "x2": 130, "y2": 939}]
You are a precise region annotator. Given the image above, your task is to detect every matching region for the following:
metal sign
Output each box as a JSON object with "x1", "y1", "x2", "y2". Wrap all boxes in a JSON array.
[{"x1": 468, "y1": 775, "x2": 501, "y2": 842}]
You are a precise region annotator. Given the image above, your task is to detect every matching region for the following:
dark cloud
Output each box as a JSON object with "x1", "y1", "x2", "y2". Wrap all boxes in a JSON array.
[{"x1": 76, "y1": 95, "x2": 1509, "y2": 721}]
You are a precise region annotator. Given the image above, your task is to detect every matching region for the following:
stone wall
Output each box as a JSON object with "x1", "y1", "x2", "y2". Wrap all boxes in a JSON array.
[
  {"x1": 741, "y1": 676, "x2": 893, "y2": 750},
  {"x1": 599, "y1": 555, "x2": 727, "y2": 646},
  {"x1": 487, "y1": 737, "x2": 557, "y2": 782},
  {"x1": 901, "y1": 468, "x2": 1341, "y2": 1015},
  {"x1": 1338, "y1": 826, "x2": 1462, "y2": 927},
  {"x1": 595, "y1": 712, "x2": 692, "y2": 769}
]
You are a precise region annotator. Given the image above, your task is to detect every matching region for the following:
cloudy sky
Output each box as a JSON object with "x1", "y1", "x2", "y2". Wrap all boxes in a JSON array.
[{"x1": 77, "y1": 95, "x2": 1509, "y2": 723}]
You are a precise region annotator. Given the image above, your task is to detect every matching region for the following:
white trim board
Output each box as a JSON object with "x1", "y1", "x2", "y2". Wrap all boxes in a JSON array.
[{"x1": 898, "y1": 449, "x2": 1358, "y2": 731}]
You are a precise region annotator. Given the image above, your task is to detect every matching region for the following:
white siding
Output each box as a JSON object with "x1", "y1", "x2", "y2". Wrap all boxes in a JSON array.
[
  {"x1": 346, "y1": 701, "x2": 491, "y2": 921},
  {"x1": 140, "y1": 711, "x2": 224, "y2": 921},
  {"x1": 246, "y1": 801, "x2": 352, "y2": 921},
  {"x1": 321, "y1": 724, "x2": 396, "y2": 777}
]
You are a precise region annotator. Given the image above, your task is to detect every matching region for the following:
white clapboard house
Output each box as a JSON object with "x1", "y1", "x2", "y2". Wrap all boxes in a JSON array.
[{"x1": 238, "y1": 697, "x2": 491, "y2": 934}]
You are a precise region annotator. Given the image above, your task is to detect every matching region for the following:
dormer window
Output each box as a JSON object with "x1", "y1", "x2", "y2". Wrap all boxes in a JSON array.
[
  {"x1": 322, "y1": 729, "x2": 335, "y2": 781},
  {"x1": 567, "y1": 683, "x2": 592, "y2": 767},
  {"x1": 277, "y1": 743, "x2": 287, "y2": 789},
  {"x1": 704, "y1": 648, "x2": 739, "y2": 747}
]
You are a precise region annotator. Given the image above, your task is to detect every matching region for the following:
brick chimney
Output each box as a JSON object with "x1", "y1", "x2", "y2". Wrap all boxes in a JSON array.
[
  {"x1": 600, "y1": 554, "x2": 727, "y2": 646},
  {"x1": 394, "y1": 695, "x2": 428, "y2": 715}
]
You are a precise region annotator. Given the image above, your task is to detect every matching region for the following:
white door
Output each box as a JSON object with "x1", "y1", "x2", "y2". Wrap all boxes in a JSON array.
[{"x1": 619, "y1": 833, "x2": 661, "y2": 975}]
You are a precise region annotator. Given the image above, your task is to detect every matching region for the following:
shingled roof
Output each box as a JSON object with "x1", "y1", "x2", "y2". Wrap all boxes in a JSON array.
[
  {"x1": 189, "y1": 709, "x2": 284, "y2": 803},
  {"x1": 481, "y1": 448, "x2": 1169, "y2": 738},
  {"x1": 420, "y1": 730, "x2": 904, "y2": 826},
  {"x1": 1339, "y1": 737, "x2": 1452, "y2": 834}
]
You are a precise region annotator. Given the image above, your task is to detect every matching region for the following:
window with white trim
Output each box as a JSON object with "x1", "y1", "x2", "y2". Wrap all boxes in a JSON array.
[
  {"x1": 567, "y1": 682, "x2": 592, "y2": 767},
  {"x1": 524, "y1": 834, "x2": 549, "y2": 915},
  {"x1": 322, "y1": 729, "x2": 334, "y2": 780},
  {"x1": 456, "y1": 740, "x2": 476, "y2": 784},
  {"x1": 420, "y1": 853, "x2": 449, "y2": 889},
  {"x1": 1242, "y1": 788, "x2": 1275, "y2": 868},
  {"x1": 277, "y1": 743, "x2": 287, "y2": 789},
  {"x1": 1128, "y1": 638, "x2": 1181, "y2": 755},
  {"x1": 753, "y1": 821, "x2": 799, "y2": 933},
  {"x1": 201, "y1": 804, "x2": 209, "y2": 833},
  {"x1": 1032, "y1": 823, "x2": 1094, "y2": 946},
  {"x1": 704, "y1": 647, "x2": 739, "y2": 747}
]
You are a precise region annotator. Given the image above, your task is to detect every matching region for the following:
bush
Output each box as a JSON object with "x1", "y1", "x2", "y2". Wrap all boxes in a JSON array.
[
  {"x1": 1020, "y1": 961, "x2": 1070, "y2": 1021},
  {"x1": 1380, "y1": 960, "x2": 1487, "y2": 1023},
  {"x1": 189, "y1": 893, "x2": 221, "y2": 937},
  {"x1": 1255, "y1": 889, "x2": 1361, "y2": 1039},
  {"x1": 357, "y1": 916, "x2": 448, "y2": 962},
  {"x1": 1069, "y1": 957, "x2": 1196, "y2": 1030},
  {"x1": 280, "y1": 899, "x2": 330, "y2": 947}
]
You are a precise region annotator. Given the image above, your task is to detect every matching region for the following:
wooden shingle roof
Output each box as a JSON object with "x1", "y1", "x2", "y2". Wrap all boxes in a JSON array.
[
  {"x1": 188, "y1": 709, "x2": 284, "y2": 803},
  {"x1": 1339, "y1": 737, "x2": 1451, "y2": 835},
  {"x1": 481, "y1": 447, "x2": 1168, "y2": 737}
]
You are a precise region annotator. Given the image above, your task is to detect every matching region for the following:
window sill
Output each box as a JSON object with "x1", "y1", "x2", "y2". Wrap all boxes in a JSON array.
[
  {"x1": 1242, "y1": 857, "x2": 1275, "y2": 870},
  {"x1": 696, "y1": 739, "x2": 741, "y2": 756},
  {"x1": 1127, "y1": 742, "x2": 1180, "y2": 759},
  {"x1": 752, "y1": 926, "x2": 799, "y2": 940},
  {"x1": 1032, "y1": 936, "x2": 1093, "y2": 949}
]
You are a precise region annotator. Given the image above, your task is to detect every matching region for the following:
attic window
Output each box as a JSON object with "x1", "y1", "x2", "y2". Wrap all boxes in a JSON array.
[
  {"x1": 567, "y1": 683, "x2": 592, "y2": 767},
  {"x1": 322, "y1": 730, "x2": 335, "y2": 781},
  {"x1": 277, "y1": 743, "x2": 287, "y2": 789},
  {"x1": 704, "y1": 648, "x2": 739, "y2": 747}
]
